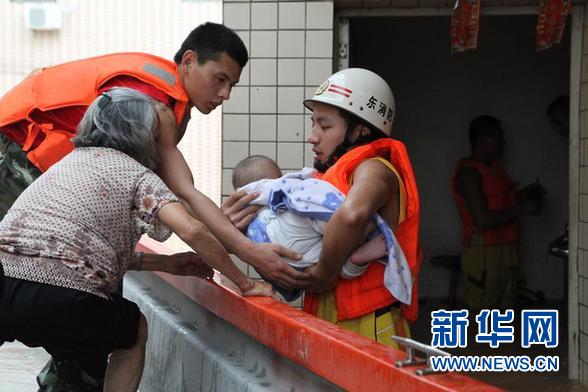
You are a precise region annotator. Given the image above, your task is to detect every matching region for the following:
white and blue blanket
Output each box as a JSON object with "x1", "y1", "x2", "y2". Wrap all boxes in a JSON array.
[{"x1": 240, "y1": 168, "x2": 412, "y2": 305}]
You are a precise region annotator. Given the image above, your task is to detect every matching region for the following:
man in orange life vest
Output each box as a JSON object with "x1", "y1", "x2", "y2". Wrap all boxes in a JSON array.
[
  {"x1": 0, "y1": 22, "x2": 308, "y2": 390},
  {"x1": 223, "y1": 68, "x2": 421, "y2": 348},
  {"x1": 0, "y1": 22, "x2": 308, "y2": 289},
  {"x1": 452, "y1": 115, "x2": 543, "y2": 310}
]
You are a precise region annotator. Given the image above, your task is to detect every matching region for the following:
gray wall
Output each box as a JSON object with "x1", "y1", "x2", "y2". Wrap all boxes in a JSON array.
[{"x1": 350, "y1": 15, "x2": 570, "y2": 299}]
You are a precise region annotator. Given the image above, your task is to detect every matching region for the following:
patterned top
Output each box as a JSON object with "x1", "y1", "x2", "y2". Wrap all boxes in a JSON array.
[{"x1": 0, "y1": 147, "x2": 179, "y2": 299}]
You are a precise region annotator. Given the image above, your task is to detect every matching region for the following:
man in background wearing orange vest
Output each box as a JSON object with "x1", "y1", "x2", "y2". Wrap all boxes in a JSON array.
[
  {"x1": 223, "y1": 68, "x2": 421, "y2": 348},
  {"x1": 0, "y1": 22, "x2": 308, "y2": 391},
  {"x1": 452, "y1": 115, "x2": 543, "y2": 310}
]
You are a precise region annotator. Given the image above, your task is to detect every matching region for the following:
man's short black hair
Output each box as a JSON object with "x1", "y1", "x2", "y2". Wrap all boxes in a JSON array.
[
  {"x1": 469, "y1": 115, "x2": 502, "y2": 147},
  {"x1": 174, "y1": 22, "x2": 248, "y2": 68},
  {"x1": 546, "y1": 95, "x2": 569, "y2": 117}
]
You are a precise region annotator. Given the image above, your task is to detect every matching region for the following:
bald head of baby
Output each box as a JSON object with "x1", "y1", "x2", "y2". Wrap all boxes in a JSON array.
[{"x1": 232, "y1": 155, "x2": 283, "y2": 189}]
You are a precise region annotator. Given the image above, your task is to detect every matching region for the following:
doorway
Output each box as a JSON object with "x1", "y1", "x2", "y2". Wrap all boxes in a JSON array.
[{"x1": 339, "y1": 10, "x2": 580, "y2": 389}]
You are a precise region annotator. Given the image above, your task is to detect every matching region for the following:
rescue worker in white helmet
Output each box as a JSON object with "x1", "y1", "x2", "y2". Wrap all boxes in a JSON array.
[
  {"x1": 223, "y1": 68, "x2": 421, "y2": 348},
  {"x1": 305, "y1": 68, "x2": 395, "y2": 171}
]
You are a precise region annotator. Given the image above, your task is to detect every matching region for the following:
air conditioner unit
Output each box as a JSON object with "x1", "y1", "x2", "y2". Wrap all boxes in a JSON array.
[{"x1": 24, "y1": 3, "x2": 62, "y2": 31}]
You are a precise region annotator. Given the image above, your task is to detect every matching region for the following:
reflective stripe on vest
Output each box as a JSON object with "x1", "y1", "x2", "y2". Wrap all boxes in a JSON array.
[
  {"x1": 303, "y1": 138, "x2": 421, "y2": 323},
  {"x1": 0, "y1": 52, "x2": 189, "y2": 171}
]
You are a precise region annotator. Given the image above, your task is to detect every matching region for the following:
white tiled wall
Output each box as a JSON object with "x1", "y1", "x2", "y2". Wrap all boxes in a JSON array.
[
  {"x1": 278, "y1": 115, "x2": 304, "y2": 141},
  {"x1": 305, "y1": 58, "x2": 333, "y2": 85},
  {"x1": 278, "y1": 58, "x2": 305, "y2": 85},
  {"x1": 223, "y1": 114, "x2": 250, "y2": 140},
  {"x1": 278, "y1": 87, "x2": 304, "y2": 113},
  {"x1": 307, "y1": 2, "x2": 334, "y2": 28},
  {"x1": 251, "y1": 86, "x2": 277, "y2": 112},
  {"x1": 251, "y1": 3, "x2": 278, "y2": 29},
  {"x1": 222, "y1": 141, "x2": 250, "y2": 167},
  {"x1": 251, "y1": 114, "x2": 277, "y2": 140},
  {"x1": 222, "y1": 0, "x2": 334, "y2": 287},
  {"x1": 237, "y1": 62, "x2": 250, "y2": 85},
  {"x1": 250, "y1": 58, "x2": 277, "y2": 85},
  {"x1": 250, "y1": 142, "x2": 277, "y2": 159},
  {"x1": 279, "y1": 2, "x2": 306, "y2": 29},
  {"x1": 277, "y1": 142, "x2": 304, "y2": 168},
  {"x1": 224, "y1": 3, "x2": 251, "y2": 29},
  {"x1": 224, "y1": 86, "x2": 250, "y2": 113},
  {"x1": 305, "y1": 30, "x2": 333, "y2": 57},
  {"x1": 278, "y1": 30, "x2": 306, "y2": 57},
  {"x1": 250, "y1": 31, "x2": 278, "y2": 57}
]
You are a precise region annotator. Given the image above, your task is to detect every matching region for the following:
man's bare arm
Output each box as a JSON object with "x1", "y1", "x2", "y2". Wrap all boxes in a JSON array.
[
  {"x1": 456, "y1": 167, "x2": 527, "y2": 229},
  {"x1": 157, "y1": 202, "x2": 274, "y2": 297},
  {"x1": 154, "y1": 106, "x2": 310, "y2": 289},
  {"x1": 306, "y1": 159, "x2": 398, "y2": 293}
]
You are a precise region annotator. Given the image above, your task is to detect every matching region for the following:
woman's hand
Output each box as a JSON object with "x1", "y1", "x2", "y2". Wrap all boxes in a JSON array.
[
  {"x1": 241, "y1": 279, "x2": 275, "y2": 297},
  {"x1": 166, "y1": 252, "x2": 214, "y2": 279}
]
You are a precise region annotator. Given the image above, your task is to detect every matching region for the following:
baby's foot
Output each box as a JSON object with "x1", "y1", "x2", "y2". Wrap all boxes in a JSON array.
[{"x1": 349, "y1": 234, "x2": 387, "y2": 264}]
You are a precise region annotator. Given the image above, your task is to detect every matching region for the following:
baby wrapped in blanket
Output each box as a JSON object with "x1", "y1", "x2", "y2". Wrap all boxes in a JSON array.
[{"x1": 233, "y1": 156, "x2": 412, "y2": 304}]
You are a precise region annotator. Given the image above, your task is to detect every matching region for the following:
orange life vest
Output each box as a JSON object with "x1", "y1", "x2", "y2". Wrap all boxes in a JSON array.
[
  {"x1": 0, "y1": 52, "x2": 189, "y2": 172},
  {"x1": 303, "y1": 139, "x2": 421, "y2": 323},
  {"x1": 452, "y1": 159, "x2": 519, "y2": 246}
]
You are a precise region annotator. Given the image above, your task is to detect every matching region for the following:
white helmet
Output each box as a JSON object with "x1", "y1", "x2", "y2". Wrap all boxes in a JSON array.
[{"x1": 304, "y1": 68, "x2": 395, "y2": 136}]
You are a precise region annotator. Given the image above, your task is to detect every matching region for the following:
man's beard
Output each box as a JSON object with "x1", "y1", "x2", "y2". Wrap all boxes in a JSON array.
[
  {"x1": 313, "y1": 159, "x2": 331, "y2": 173},
  {"x1": 312, "y1": 142, "x2": 352, "y2": 173},
  {"x1": 311, "y1": 125, "x2": 379, "y2": 173}
]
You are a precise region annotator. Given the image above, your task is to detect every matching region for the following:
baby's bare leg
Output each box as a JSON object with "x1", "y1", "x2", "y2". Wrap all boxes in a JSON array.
[{"x1": 349, "y1": 234, "x2": 387, "y2": 265}]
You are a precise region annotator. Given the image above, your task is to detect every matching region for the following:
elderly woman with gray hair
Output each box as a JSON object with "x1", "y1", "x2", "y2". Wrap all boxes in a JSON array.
[{"x1": 0, "y1": 87, "x2": 272, "y2": 392}]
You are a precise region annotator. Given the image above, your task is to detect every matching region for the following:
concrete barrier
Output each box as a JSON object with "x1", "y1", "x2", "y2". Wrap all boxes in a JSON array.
[
  {"x1": 128, "y1": 237, "x2": 502, "y2": 391},
  {"x1": 124, "y1": 271, "x2": 340, "y2": 392}
]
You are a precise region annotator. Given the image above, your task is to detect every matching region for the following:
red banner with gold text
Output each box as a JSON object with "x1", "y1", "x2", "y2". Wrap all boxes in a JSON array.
[
  {"x1": 537, "y1": 0, "x2": 571, "y2": 51},
  {"x1": 450, "y1": 0, "x2": 480, "y2": 54}
]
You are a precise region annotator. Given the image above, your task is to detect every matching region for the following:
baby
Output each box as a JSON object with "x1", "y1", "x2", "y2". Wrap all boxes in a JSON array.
[{"x1": 232, "y1": 155, "x2": 397, "y2": 301}]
